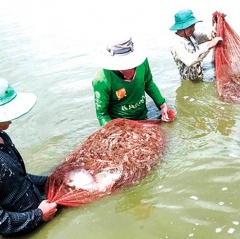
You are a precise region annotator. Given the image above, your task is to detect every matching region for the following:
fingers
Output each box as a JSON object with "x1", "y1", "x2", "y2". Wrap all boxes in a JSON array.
[
  {"x1": 50, "y1": 202, "x2": 57, "y2": 208},
  {"x1": 38, "y1": 200, "x2": 58, "y2": 221},
  {"x1": 162, "y1": 117, "x2": 170, "y2": 122},
  {"x1": 50, "y1": 208, "x2": 58, "y2": 220},
  {"x1": 161, "y1": 114, "x2": 170, "y2": 122}
]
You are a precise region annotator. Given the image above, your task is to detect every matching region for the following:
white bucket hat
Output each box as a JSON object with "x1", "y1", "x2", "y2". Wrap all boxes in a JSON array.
[
  {"x1": 0, "y1": 78, "x2": 37, "y2": 122},
  {"x1": 96, "y1": 37, "x2": 146, "y2": 70}
]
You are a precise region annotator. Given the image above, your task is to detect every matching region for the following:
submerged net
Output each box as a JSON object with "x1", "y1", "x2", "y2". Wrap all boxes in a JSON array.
[
  {"x1": 212, "y1": 11, "x2": 240, "y2": 103},
  {"x1": 45, "y1": 110, "x2": 175, "y2": 207}
]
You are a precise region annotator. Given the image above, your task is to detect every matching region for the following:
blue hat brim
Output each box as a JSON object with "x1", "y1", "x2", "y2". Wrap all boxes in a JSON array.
[{"x1": 170, "y1": 19, "x2": 202, "y2": 31}]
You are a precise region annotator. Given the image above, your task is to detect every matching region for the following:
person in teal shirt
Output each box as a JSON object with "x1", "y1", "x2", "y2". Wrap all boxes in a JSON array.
[{"x1": 92, "y1": 37, "x2": 170, "y2": 126}]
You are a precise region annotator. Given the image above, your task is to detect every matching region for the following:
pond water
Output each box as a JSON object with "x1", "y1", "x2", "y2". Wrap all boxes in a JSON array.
[{"x1": 0, "y1": 0, "x2": 239, "y2": 238}]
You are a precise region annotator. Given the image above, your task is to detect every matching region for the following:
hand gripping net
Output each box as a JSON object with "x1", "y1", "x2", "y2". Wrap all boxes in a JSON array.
[
  {"x1": 212, "y1": 11, "x2": 240, "y2": 103},
  {"x1": 45, "y1": 110, "x2": 175, "y2": 207}
]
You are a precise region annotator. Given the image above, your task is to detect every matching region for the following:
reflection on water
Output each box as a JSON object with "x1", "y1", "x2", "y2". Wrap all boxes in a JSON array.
[{"x1": 1, "y1": 0, "x2": 240, "y2": 239}]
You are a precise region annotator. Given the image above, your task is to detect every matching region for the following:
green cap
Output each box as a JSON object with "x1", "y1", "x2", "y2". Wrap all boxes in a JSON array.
[
  {"x1": 0, "y1": 80, "x2": 17, "y2": 106},
  {"x1": 170, "y1": 9, "x2": 202, "y2": 31},
  {"x1": 0, "y1": 78, "x2": 37, "y2": 122}
]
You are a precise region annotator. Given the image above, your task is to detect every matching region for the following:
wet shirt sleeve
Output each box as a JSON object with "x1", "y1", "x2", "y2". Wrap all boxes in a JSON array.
[
  {"x1": 28, "y1": 174, "x2": 48, "y2": 194},
  {"x1": 0, "y1": 207, "x2": 43, "y2": 237},
  {"x1": 0, "y1": 131, "x2": 44, "y2": 237},
  {"x1": 143, "y1": 59, "x2": 166, "y2": 107},
  {"x1": 170, "y1": 37, "x2": 210, "y2": 67},
  {"x1": 0, "y1": 153, "x2": 43, "y2": 237},
  {"x1": 92, "y1": 70, "x2": 112, "y2": 126}
]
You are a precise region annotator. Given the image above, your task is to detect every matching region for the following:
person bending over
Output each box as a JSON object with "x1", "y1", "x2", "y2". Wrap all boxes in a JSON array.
[
  {"x1": 0, "y1": 78, "x2": 57, "y2": 237},
  {"x1": 92, "y1": 37, "x2": 170, "y2": 126}
]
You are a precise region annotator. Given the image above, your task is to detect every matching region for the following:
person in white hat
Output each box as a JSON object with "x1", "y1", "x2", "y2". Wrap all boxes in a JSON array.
[
  {"x1": 0, "y1": 79, "x2": 57, "y2": 237},
  {"x1": 92, "y1": 37, "x2": 170, "y2": 126},
  {"x1": 169, "y1": 9, "x2": 223, "y2": 81}
]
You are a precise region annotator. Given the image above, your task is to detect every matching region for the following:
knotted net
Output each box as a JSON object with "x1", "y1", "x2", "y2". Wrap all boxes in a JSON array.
[
  {"x1": 212, "y1": 11, "x2": 240, "y2": 103},
  {"x1": 45, "y1": 110, "x2": 175, "y2": 207}
]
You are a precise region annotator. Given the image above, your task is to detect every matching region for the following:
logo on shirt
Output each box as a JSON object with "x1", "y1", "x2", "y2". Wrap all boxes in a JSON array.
[
  {"x1": 116, "y1": 88, "x2": 126, "y2": 100},
  {"x1": 121, "y1": 95, "x2": 146, "y2": 111}
]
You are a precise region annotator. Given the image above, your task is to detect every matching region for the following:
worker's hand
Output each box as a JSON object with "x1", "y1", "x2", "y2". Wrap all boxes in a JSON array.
[
  {"x1": 207, "y1": 36, "x2": 223, "y2": 50},
  {"x1": 38, "y1": 200, "x2": 57, "y2": 222},
  {"x1": 160, "y1": 103, "x2": 170, "y2": 122}
]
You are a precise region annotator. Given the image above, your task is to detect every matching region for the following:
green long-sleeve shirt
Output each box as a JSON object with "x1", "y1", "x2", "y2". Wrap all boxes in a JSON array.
[{"x1": 92, "y1": 58, "x2": 165, "y2": 126}]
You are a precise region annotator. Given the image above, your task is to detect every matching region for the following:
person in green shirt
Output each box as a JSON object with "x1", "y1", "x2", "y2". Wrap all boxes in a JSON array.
[{"x1": 92, "y1": 37, "x2": 170, "y2": 126}]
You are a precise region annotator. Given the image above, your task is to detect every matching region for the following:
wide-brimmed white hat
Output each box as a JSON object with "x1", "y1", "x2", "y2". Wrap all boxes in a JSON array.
[
  {"x1": 0, "y1": 78, "x2": 37, "y2": 122},
  {"x1": 95, "y1": 37, "x2": 146, "y2": 70}
]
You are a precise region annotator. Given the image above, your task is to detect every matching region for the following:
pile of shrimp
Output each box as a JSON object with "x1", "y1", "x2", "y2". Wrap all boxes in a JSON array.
[{"x1": 46, "y1": 118, "x2": 166, "y2": 207}]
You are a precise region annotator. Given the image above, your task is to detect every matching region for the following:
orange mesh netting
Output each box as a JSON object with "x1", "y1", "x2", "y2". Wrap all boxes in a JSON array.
[
  {"x1": 45, "y1": 109, "x2": 175, "y2": 207},
  {"x1": 212, "y1": 11, "x2": 240, "y2": 103}
]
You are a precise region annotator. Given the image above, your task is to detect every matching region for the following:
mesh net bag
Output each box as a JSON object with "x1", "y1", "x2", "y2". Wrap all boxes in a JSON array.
[
  {"x1": 45, "y1": 109, "x2": 175, "y2": 207},
  {"x1": 212, "y1": 11, "x2": 240, "y2": 103}
]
